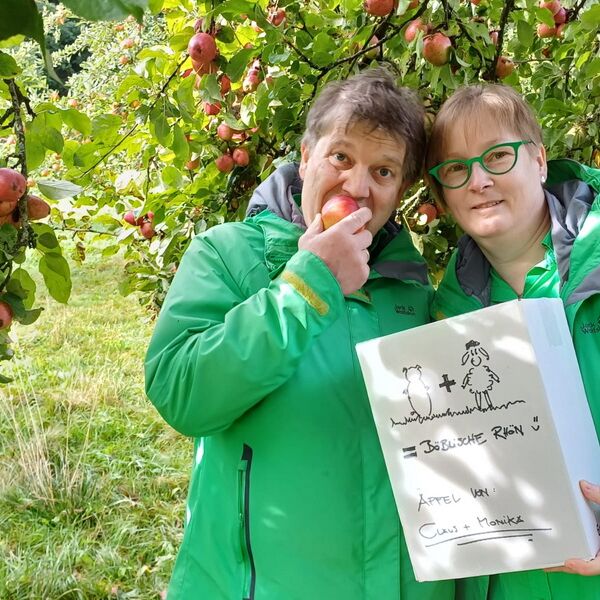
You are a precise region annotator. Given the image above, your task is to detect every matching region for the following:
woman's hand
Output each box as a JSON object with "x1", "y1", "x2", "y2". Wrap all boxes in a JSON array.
[{"x1": 544, "y1": 481, "x2": 600, "y2": 576}]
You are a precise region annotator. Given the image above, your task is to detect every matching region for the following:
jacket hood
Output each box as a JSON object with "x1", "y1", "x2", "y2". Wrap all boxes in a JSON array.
[{"x1": 246, "y1": 162, "x2": 306, "y2": 227}]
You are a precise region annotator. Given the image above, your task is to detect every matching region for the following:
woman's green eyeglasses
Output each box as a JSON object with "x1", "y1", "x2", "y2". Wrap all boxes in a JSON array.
[{"x1": 428, "y1": 140, "x2": 534, "y2": 189}]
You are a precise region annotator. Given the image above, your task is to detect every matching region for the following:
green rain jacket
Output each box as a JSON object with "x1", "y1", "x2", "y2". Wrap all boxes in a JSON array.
[
  {"x1": 432, "y1": 160, "x2": 600, "y2": 600},
  {"x1": 145, "y1": 164, "x2": 454, "y2": 600}
]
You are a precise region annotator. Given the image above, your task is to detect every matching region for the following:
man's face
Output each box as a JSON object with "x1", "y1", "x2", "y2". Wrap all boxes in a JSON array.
[{"x1": 299, "y1": 121, "x2": 408, "y2": 234}]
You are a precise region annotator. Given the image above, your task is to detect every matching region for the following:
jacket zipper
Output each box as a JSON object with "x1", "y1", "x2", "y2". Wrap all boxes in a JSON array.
[{"x1": 238, "y1": 444, "x2": 256, "y2": 600}]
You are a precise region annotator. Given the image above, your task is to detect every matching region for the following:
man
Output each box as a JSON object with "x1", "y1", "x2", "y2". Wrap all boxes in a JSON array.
[{"x1": 145, "y1": 68, "x2": 453, "y2": 599}]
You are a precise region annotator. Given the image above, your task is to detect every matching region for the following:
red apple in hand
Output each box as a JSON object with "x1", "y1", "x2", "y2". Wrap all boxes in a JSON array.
[{"x1": 321, "y1": 195, "x2": 360, "y2": 230}]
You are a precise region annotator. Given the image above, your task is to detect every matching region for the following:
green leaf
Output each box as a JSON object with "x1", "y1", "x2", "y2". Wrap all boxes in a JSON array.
[
  {"x1": 215, "y1": 0, "x2": 258, "y2": 18},
  {"x1": 171, "y1": 124, "x2": 189, "y2": 162},
  {"x1": 60, "y1": 0, "x2": 148, "y2": 22},
  {"x1": 38, "y1": 179, "x2": 83, "y2": 200},
  {"x1": 62, "y1": 109, "x2": 92, "y2": 136},
  {"x1": 32, "y1": 224, "x2": 60, "y2": 253},
  {"x1": 534, "y1": 7, "x2": 556, "y2": 27},
  {"x1": 0, "y1": 0, "x2": 60, "y2": 82},
  {"x1": 0, "y1": 51, "x2": 20, "y2": 78},
  {"x1": 226, "y1": 48, "x2": 256, "y2": 82},
  {"x1": 150, "y1": 109, "x2": 172, "y2": 146},
  {"x1": 25, "y1": 133, "x2": 46, "y2": 171},
  {"x1": 92, "y1": 114, "x2": 123, "y2": 145},
  {"x1": 39, "y1": 253, "x2": 71, "y2": 304},
  {"x1": 517, "y1": 20, "x2": 534, "y2": 48},
  {"x1": 41, "y1": 126, "x2": 64, "y2": 154},
  {"x1": 161, "y1": 165, "x2": 183, "y2": 189},
  {"x1": 581, "y1": 5, "x2": 600, "y2": 30},
  {"x1": 8, "y1": 268, "x2": 36, "y2": 309}
]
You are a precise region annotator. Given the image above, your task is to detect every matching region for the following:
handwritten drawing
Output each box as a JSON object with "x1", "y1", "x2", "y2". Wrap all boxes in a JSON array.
[
  {"x1": 403, "y1": 365, "x2": 432, "y2": 418},
  {"x1": 461, "y1": 340, "x2": 500, "y2": 410}
]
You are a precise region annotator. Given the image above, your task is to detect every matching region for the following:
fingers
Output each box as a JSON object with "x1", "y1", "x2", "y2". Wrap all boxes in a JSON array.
[
  {"x1": 545, "y1": 553, "x2": 600, "y2": 576},
  {"x1": 331, "y1": 206, "x2": 372, "y2": 234},
  {"x1": 580, "y1": 480, "x2": 600, "y2": 504}
]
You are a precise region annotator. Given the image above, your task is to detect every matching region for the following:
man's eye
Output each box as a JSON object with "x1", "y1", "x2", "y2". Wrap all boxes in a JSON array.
[
  {"x1": 334, "y1": 153, "x2": 347, "y2": 162},
  {"x1": 378, "y1": 167, "x2": 392, "y2": 177}
]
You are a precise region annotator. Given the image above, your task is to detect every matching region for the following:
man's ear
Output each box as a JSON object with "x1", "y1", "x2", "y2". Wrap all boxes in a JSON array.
[{"x1": 299, "y1": 143, "x2": 310, "y2": 179}]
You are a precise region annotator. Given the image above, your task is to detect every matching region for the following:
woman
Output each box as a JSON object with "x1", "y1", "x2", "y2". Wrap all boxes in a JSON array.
[{"x1": 426, "y1": 83, "x2": 600, "y2": 599}]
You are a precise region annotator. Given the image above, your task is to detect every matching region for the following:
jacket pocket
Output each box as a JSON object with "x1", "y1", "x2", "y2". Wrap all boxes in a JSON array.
[{"x1": 237, "y1": 444, "x2": 256, "y2": 600}]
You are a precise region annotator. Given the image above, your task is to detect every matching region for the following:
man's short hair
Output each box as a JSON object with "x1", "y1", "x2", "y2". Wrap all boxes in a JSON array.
[
  {"x1": 302, "y1": 68, "x2": 426, "y2": 185},
  {"x1": 425, "y1": 84, "x2": 543, "y2": 203}
]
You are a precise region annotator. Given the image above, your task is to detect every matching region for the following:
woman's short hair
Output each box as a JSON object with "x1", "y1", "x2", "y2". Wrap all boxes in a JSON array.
[
  {"x1": 302, "y1": 67, "x2": 426, "y2": 185},
  {"x1": 425, "y1": 84, "x2": 543, "y2": 203}
]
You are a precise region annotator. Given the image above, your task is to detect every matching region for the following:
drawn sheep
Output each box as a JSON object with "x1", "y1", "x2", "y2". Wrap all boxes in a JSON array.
[{"x1": 461, "y1": 340, "x2": 500, "y2": 410}]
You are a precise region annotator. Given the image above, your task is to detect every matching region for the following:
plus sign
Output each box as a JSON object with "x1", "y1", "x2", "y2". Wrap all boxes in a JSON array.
[{"x1": 439, "y1": 374, "x2": 456, "y2": 393}]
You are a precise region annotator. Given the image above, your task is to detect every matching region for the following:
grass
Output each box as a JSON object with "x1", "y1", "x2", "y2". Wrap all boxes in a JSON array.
[{"x1": 0, "y1": 243, "x2": 191, "y2": 599}]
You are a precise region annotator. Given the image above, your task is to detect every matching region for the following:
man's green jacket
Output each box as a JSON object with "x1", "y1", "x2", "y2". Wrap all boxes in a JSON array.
[
  {"x1": 145, "y1": 164, "x2": 454, "y2": 599},
  {"x1": 432, "y1": 160, "x2": 600, "y2": 600}
]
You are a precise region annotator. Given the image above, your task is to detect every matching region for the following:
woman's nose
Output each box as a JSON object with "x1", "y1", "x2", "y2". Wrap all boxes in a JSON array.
[{"x1": 467, "y1": 162, "x2": 493, "y2": 192}]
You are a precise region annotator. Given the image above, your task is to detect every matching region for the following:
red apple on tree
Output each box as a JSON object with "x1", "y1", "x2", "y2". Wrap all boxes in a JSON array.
[
  {"x1": 0, "y1": 168, "x2": 27, "y2": 203},
  {"x1": 268, "y1": 8, "x2": 286, "y2": 26},
  {"x1": 553, "y1": 7, "x2": 567, "y2": 24},
  {"x1": 203, "y1": 101, "x2": 221, "y2": 116},
  {"x1": 0, "y1": 301, "x2": 13, "y2": 329},
  {"x1": 495, "y1": 56, "x2": 515, "y2": 79},
  {"x1": 0, "y1": 200, "x2": 16, "y2": 217},
  {"x1": 219, "y1": 74, "x2": 231, "y2": 95},
  {"x1": 404, "y1": 18, "x2": 428, "y2": 43},
  {"x1": 363, "y1": 0, "x2": 396, "y2": 17},
  {"x1": 422, "y1": 33, "x2": 452, "y2": 66},
  {"x1": 217, "y1": 123, "x2": 234, "y2": 140},
  {"x1": 417, "y1": 203, "x2": 438, "y2": 224},
  {"x1": 537, "y1": 23, "x2": 557, "y2": 38},
  {"x1": 140, "y1": 221, "x2": 156, "y2": 240},
  {"x1": 540, "y1": 0, "x2": 561, "y2": 15},
  {"x1": 120, "y1": 38, "x2": 135, "y2": 49},
  {"x1": 215, "y1": 154, "x2": 234, "y2": 173},
  {"x1": 187, "y1": 32, "x2": 217, "y2": 65},
  {"x1": 124, "y1": 211, "x2": 137, "y2": 225},
  {"x1": 321, "y1": 195, "x2": 360, "y2": 230},
  {"x1": 186, "y1": 158, "x2": 200, "y2": 170},
  {"x1": 232, "y1": 148, "x2": 250, "y2": 167}
]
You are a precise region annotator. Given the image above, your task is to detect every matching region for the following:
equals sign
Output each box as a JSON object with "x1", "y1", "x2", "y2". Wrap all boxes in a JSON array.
[{"x1": 403, "y1": 446, "x2": 417, "y2": 459}]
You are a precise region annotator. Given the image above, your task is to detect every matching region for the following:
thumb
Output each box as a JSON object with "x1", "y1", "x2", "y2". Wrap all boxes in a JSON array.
[
  {"x1": 304, "y1": 213, "x2": 323, "y2": 237},
  {"x1": 580, "y1": 480, "x2": 600, "y2": 504}
]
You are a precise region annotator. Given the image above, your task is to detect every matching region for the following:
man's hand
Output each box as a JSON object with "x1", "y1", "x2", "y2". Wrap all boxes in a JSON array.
[
  {"x1": 298, "y1": 207, "x2": 373, "y2": 296},
  {"x1": 544, "y1": 480, "x2": 600, "y2": 576}
]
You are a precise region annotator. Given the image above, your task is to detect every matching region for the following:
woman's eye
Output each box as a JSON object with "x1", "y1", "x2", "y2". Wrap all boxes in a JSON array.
[
  {"x1": 334, "y1": 152, "x2": 347, "y2": 162},
  {"x1": 491, "y1": 151, "x2": 509, "y2": 160},
  {"x1": 447, "y1": 162, "x2": 467, "y2": 173}
]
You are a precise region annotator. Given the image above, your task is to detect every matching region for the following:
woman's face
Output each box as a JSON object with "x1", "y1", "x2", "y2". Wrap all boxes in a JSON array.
[{"x1": 438, "y1": 113, "x2": 548, "y2": 245}]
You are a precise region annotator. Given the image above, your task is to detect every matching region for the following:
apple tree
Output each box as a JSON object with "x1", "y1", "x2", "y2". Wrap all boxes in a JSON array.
[{"x1": 1, "y1": 0, "x2": 599, "y2": 381}]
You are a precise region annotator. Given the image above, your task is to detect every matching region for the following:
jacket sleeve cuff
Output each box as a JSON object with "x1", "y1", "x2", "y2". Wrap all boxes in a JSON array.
[{"x1": 279, "y1": 249, "x2": 345, "y2": 321}]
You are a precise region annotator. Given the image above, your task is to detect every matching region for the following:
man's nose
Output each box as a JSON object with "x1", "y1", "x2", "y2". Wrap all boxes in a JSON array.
[
  {"x1": 341, "y1": 166, "x2": 371, "y2": 199},
  {"x1": 467, "y1": 161, "x2": 493, "y2": 193}
]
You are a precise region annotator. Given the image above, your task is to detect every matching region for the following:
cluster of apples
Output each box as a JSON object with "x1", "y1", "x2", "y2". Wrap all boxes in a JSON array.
[
  {"x1": 0, "y1": 167, "x2": 50, "y2": 226},
  {"x1": 404, "y1": 16, "x2": 514, "y2": 79},
  {"x1": 123, "y1": 210, "x2": 156, "y2": 239},
  {"x1": 186, "y1": 24, "x2": 255, "y2": 174},
  {"x1": 537, "y1": 0, "x2": 569, "y2": 38}
]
